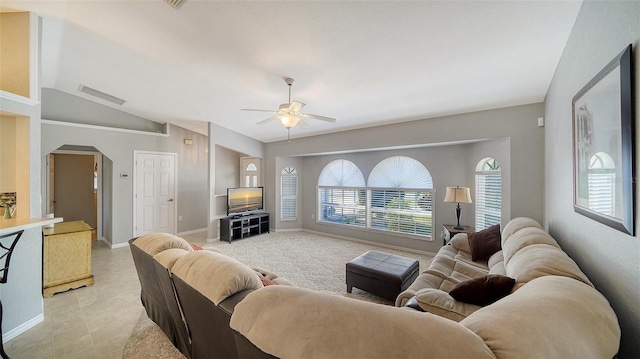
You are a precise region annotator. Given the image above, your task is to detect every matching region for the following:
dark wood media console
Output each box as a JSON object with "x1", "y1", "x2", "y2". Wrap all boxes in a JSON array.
[{"x1": 219, "y1": 212, "x2": 269, "y2": 243}]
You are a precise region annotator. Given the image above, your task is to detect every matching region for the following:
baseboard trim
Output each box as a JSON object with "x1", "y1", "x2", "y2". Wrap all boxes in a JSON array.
[
  {"x1": 3, "y1": 313, "x2": 44, "y2": 343},
  {"x1": 177, "y1": 228, "x2": 208, "y2": 236},
  {"x1": 111, "y1": 241, "x2": 129, "y2": 249},
  {"x1": 303, "y1": 229, "x2": 437, "y2": 257},
  {"x1": 272, "y1": 228, "x2": 302, "y2": 233}
]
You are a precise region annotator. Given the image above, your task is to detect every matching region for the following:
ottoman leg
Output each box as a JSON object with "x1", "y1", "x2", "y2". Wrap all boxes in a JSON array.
[{"x1": 347, "y1": 285, "x2": 353, "y2": 293}]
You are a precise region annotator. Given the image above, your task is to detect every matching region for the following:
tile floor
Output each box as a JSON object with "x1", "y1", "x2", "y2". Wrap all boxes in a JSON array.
[{"x1": 4, "y1": 232, "x2": 208, "y2": 359}]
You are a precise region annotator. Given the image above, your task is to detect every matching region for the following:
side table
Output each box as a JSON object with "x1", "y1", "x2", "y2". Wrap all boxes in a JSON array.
[
  {"x1": 42, "y1": 221, "x2": 94, "y2": 297},
  {"x1": 441, "y1": 224, "x2": 474, "y2": 246}
]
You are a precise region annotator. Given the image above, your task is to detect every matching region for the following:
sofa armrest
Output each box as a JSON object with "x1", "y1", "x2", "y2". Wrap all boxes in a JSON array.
[
  {"x1": 415, "y1": 288, "x2": 482, "y2": 322},
  {"x1": 230, "y1": 286, "x2": 495, "y2": 359}
]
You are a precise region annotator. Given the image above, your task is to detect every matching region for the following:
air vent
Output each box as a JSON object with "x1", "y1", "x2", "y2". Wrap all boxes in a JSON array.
[
  {"x1": 78, "y1": 85, "x2": 126, "y2": 106},
  {"x1": 164, "y1": 0, "x2": 186, "y2": 9}
]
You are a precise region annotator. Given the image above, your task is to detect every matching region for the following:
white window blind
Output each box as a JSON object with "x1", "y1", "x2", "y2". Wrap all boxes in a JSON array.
[
  {"x1": 475, "y1": 158, "x2": 501, "y2": 230},
  {"x1": 280, "y1": 166, "x2": 298, "y2": 221},
  {"x1": 281, "y1": 175, "x2": 298, "y2": 220},
  {"x1": 369, "y1": 189, "x2": 432, "y2": 236}
]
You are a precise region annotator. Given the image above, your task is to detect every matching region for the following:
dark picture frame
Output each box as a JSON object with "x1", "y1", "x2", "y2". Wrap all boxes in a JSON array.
[{"x1": 572, "y1": 44, "x2": 635, "y2": 235}]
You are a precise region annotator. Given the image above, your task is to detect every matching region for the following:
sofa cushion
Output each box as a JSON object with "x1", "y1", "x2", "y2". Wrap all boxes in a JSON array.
[
  {"x1": 415, "y1": 288, "x2": 482, "y2": 321},
  {"x1": 171, "y1": 250, "x2": 263, "y2": 305},
  {"x1": 449, "y1": 274, "x2": 515, "y2": 306},
  {"x1": 501, "y1": 217, "x2": 542, "y2": 246},
  {"x1": 153, "y1": 248, "x2": 191, "y2": 270},
  {"x1": 468, "y1": 224, "x2": 501, "y2": 261},
  {"x1": 450, "y1": 233, "x2": 471, "y2": 252},
  {"x1": 506, "y1": 244, "x2": 593, "y2": 289},
  {"x1": 487, "y1": 250, "x2": 506, "y2": 275},
  {"x1": 133, "y1": 232, "x2": 194, "y2": 256},
  {"x1": 502, "y1": 227, "x2": 560, "y2": 266},
  {"x1": 460, "y1": 276, "x2": 620, "y2": 359},
  {"x1": 231, "y1": 285, "x2": 496, "y2": 359}
]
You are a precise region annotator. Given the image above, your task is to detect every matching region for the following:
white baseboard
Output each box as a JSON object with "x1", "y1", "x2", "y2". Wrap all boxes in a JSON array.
[
  {"x1": 177, "y1": 228, "x2": 208, "y2": 236},
  {"x1": 111, "y1": 241, "x2": 129, "y2": 249},
  {"x1": 100, "y1": 237, "x2": 128, "y2": 249},
  {"x1": 272, "y1": 228, "x2": 302, "y2": 233},
  {"x1": 3, "y1": 313, "x2": 44, "y2": 343}
]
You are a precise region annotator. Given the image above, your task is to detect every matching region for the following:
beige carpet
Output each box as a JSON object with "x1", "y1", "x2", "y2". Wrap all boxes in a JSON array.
[{"x1": 123, "y1": 231, "x2": 434, "y2": 358}]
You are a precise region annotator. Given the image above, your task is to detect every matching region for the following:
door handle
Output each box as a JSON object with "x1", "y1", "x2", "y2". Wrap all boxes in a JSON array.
[{"x1": 168, "y1": 199, "x2": 174, "y2": 202}]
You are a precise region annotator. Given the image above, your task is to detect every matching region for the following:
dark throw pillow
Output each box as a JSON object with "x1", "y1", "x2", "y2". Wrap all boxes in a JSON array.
[
  {"x1": 467, "y1": 224, "x2": 501, "y2": 261},
  {"x1": 449, "y1": 274, "x2": 515, "y2": 306}
]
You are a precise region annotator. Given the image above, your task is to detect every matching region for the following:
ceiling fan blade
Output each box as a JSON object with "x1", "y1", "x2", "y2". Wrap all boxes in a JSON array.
[
  {"x1": 299, "y1": 113, "x2": 337, "y2": 123},
  {"x1": 297, "y1": 118, "x2": 310, "y2": 128},
  {"x1": 241, "y1": 108, "x2": 280, "y2": 114},
  {"x1": 256, "y1": 116, "x2": 281, "y2": 125},
  {"x1": 288, "y1": 101, "x2": 306, "y2": 112}
]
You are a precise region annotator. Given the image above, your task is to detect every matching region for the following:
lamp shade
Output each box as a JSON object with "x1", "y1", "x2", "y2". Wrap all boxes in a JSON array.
[{"x1": 444, "y1": 186, "x2": 472, "y2": 204}]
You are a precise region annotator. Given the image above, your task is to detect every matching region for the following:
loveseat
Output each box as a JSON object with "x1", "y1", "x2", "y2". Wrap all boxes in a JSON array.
[{"x1": 229, "y1": 217, "x2": 621, "y2": 358}]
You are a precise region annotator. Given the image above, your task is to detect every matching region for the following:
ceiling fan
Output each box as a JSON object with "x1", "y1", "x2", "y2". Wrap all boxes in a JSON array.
[{"x1": 241, "y1": 77, "x2": 336, "y2": 140}]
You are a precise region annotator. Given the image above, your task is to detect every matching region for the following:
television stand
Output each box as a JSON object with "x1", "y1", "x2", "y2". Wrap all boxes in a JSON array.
[{"x1": 220, "y1": 212, "x2": 269, "y2": 243}]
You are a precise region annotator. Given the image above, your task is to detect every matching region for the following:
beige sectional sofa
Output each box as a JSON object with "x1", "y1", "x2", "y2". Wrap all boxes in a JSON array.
[
  {"x1": 130, "y1": 217, "x2": 621, "y2": 358},
  {"x1": 229, "y1": 217, "x2": 621, "y2": 358}
]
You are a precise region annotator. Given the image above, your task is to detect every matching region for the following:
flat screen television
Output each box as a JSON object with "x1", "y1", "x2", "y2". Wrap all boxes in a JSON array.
[{"x1": 227, "y1": 186, "x2": 264, "y2": 216}]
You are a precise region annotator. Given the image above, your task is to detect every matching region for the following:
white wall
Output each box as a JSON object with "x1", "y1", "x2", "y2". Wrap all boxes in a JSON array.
[{"x1": 544, "y1": 1, "x2": 640, "y2": 357}]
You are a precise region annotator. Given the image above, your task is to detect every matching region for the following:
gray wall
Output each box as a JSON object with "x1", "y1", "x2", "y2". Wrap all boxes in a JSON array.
[
  {"x1": 544, "y1": 1, "x2": 640, "y2": 357},
  {"x1": 42, "y1": 88, "x2": 165, "y2": 133},
  {"x1": 41, "y1": 123, "x2": 208, "y2": 245},
  {"x1": 264, "y1": 103, "x2": 544, "y2": 253}
]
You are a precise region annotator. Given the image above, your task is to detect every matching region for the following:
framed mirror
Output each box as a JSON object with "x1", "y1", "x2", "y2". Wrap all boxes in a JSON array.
[{"x1": 572, "y1": 44, "x2": 634, "y2": 235}]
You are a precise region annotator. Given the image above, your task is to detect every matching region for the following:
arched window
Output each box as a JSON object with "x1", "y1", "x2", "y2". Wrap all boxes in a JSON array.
[
  {"x1": 245, "y1": 162, "x2": 258, "y2": 187},
  {"x1": 281, "y1": 166, "x2": 298, "y2": 221},
  {"x1": 368, "y1": 156, "x2": 434, "y2": 237},
  {"x1": 317, "y1": 160, "x2": 366, "y2": 227},
  {"x1": 588, "y1": 152, "x2": 615, "y2": 216},
  {"x1": 475, "y1": 158, "x2": 501, "y2": 230}
]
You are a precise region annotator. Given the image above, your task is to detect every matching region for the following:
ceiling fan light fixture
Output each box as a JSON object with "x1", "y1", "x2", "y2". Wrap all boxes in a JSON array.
[{"x1": 280, "y1": 115, "x2": 299, "y2": 129}]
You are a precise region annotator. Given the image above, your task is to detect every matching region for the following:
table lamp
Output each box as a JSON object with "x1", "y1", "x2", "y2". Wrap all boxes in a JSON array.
[{"x1": 444, "y1": 186, "x2": 472, "y2": 230}]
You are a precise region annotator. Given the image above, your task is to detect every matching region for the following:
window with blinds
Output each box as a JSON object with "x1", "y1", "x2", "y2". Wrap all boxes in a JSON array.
[
  {"x1": 475, "y1": 158, "x2": 502, "y2": 230},
  {"x1": 317, "y1": 157, "x2": 434, "y2": 240},
  {"x1": 317, "y1": 160, "x2": 366, "y2": 228},
  {"x1": 281, "y1": 166, "x2": 298, "y2": 221}
]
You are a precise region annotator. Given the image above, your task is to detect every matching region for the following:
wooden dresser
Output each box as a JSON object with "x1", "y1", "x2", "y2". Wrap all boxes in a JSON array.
[{"x1": 42, "y1": 220, "x2": 94, "y2": 297}]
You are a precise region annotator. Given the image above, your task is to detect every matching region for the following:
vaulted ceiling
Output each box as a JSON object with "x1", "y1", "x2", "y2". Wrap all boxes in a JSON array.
[{"x1": 1, "y1": 1, "x2": 582, "y2": 142}]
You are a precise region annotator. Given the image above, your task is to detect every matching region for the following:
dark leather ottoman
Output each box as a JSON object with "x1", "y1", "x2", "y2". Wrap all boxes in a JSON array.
[{"x1": 346, "y1": 250, "x2": 419, "y2": 301}]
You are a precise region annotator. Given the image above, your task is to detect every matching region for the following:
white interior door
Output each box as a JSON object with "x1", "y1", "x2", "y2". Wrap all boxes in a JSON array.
[{"x1": 134, "y1": 151, "x2": 177, "y2": 236}]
